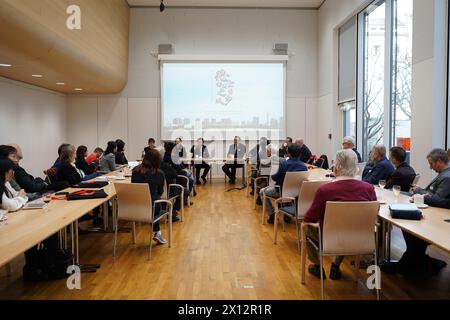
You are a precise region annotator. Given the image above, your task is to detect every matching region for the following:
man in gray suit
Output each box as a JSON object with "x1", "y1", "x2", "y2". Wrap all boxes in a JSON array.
[
  {"x1": 222, "y1": 136, "x2": 246, "y2": 184},
  {"x1": 413, "y1": 148, "x2": 450, "y2": 207},
  {"x1": 386, "y1": 148, "x2": 449, "y2": 277}
]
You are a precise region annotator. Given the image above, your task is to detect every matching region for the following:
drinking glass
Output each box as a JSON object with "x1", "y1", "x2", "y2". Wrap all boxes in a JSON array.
[
  {"x1": 378, "y1": 180, "x2": 386, "y2": 201},
  {"x1": 393, "y1": 185, "x2": 401, "y2": 202}
]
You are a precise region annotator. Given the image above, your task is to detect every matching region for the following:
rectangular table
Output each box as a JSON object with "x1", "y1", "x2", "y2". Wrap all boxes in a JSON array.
[
  {"x1": 376, "y1": 187, "x2": 450, "y2": 259},
  {"x1": 0, "y1": 170, "x2": 126, "y2": 269}
]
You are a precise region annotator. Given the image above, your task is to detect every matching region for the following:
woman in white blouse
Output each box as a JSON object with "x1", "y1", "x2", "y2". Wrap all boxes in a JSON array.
[{"x1": 0, "y1": 158, "x2": 28, "y2": 212}]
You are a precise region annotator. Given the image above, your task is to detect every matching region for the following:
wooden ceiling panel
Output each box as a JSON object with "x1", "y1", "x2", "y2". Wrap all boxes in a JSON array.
[{"x1": 0, "y1": 0, "x2": 129, "y2": 94}]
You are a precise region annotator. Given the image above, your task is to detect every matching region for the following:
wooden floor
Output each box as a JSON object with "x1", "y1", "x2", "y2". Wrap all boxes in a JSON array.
[{"x1": 0, "y1": 181, "x2": 449, "y2": 300}]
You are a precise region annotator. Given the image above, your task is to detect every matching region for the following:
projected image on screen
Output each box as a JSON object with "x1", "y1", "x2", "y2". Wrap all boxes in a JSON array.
[{"x1": 161, "y1": 62, "x2": 285, "y2": 140}]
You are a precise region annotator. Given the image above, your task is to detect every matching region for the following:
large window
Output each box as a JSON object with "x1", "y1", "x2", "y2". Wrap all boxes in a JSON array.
[
  {"x1": 392, "y1": 0, "x2": 413, "y2": 153},
  {"x1": 360, "y1": 1, "x2": 386, "y2": 160},
  {"x1": 357, "y1": 0, "x2": 413, "y2": 161}
]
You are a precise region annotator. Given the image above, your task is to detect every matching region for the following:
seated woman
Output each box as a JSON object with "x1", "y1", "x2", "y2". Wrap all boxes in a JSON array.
[
  {"x1": 163, "y1": 142, "x2": 195, "y2": 200},
  {"x1": 303, "y1": 149, "x2": 377, "y2": 280},
  {"x1": 75, "y1": 145, "x2": 97, "y2": 176},
  {"x1": 99, "y1": 141, "x2": 121, "y2": 173},
  {"x1": 0, "y1": 158, "x2": 28, "y2": 212},
  {"x1": 57, "y1": 145, "x2": 84, "y2": 186},
  {"x1": 115, "y1": 139, "x2": 129, "y2": 165},
  {"x1": 131, "y1": 149, "x2": 168, "y2": 245}
]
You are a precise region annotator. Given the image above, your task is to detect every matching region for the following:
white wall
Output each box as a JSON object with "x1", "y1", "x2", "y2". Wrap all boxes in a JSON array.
[
  {"x1": 0, "y1": 77, "x2": 67, "y2": 177},
  {"x1": 67, "y1": 7, "x2": 319, "y2": 164},
  {"x1": 316, "y1": 0, "x2": 370, "y2": 158}
]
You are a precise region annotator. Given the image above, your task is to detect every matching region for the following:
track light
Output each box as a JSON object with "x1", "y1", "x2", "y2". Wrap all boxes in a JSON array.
[{"x1": 160, "y1": 0, "x2": 165, "y2": 12}]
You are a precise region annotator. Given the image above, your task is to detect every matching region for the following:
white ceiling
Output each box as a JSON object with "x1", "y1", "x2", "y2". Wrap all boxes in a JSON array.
[{"x1": 126, "y1": 0, "x2": 325, "y2": 9}]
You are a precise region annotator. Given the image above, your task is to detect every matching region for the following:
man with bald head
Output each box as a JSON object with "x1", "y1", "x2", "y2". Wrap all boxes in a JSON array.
[{"x1": 295, "y1": 138, "x2": 312, "y2": 163}]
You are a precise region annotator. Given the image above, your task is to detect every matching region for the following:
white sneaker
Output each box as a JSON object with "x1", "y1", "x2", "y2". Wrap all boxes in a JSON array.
[{"x1": 153, "y1": 231, "x2": 167, "y2": 245}]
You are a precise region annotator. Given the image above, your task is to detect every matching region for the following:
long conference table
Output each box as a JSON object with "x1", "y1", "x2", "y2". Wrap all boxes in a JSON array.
[
  {"x1": 377, "y1": 187, "x2": 450, "y2": 259},
  {"x1": 0, "y1": 169, "x2": 130, "y2": 270},
  {"x1": 1, "y1": 171, "x2": 450, "y2": 274}
]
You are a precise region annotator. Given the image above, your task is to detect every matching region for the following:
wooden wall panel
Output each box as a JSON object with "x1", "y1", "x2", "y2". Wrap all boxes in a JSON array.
[{"x1": 0, "y1": 0, "x2": 129, "y2": 94}]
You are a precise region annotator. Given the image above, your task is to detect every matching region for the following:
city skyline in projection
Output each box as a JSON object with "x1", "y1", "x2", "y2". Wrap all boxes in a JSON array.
[{"x1": 161, "y1": 62, "x2": 285, "y2": 138}]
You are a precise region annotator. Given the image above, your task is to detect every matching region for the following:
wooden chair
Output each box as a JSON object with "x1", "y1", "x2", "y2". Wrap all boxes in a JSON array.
[
  {"x1": 300, "y1": 201, "x2": 380, "y2": 300},
  {"x1": 113, "y1": 183, "x2": 173, "y2": 260},
  {"x1": 260, "y1": 171, "x2": 310, "y2": 225},
  {"x1": 274, "y1": 180, "x2": 330, "y2": 254}
]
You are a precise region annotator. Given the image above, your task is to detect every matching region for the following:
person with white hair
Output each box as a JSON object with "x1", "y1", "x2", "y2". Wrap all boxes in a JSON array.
[
  {"x1": 303, "y1": 149, "x2": 377, "y2": 280},
  {"x1": 250, "y1": 144, "x2": 283, "y2": 196},
  {"x1": 342, "y1": 136, "x2": 362, "y2": 163},
  {"x1": 362, "y1": 144, "x2": 395, "y2": 185}
]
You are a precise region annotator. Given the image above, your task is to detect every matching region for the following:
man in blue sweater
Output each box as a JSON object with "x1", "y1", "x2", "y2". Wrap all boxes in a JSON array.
[
  {"x1": 260, "y1": 143, "x2": 308, "y2": 224},
  {"x1": 362, "y1": 144, "x2": 395, "y2": 185}
]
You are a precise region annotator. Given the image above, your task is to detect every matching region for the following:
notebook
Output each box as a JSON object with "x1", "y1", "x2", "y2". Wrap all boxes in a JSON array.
[{"x1": 22, "y1": 202, "x2": 47, "y2": 210}]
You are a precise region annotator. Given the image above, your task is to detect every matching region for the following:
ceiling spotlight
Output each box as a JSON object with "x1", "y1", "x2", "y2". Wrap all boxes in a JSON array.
[
  {"x1": 32, "y1": 74, "x2": 43, "y2": 78},
  {"x1": 0, "y1": 63, "x2": 12, "y2": 67},
  {"x1": 56, "y1": 82, "x2": 65, "y2": 85},
  {"x1": 160, "y1": 0, "x2": 165, "y2": 12},
  {"x1": 74, "y1": 88, "x2": 83, "y2": 91}
]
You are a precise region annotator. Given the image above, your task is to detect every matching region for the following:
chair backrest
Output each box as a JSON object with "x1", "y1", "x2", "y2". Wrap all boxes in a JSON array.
[
  {"x1": 412, "y1": 173, "x2": 420, "y2": 186},
  {"x1": 297, "y1": 181, "x2": 331, "y2": 218},
  {"x1": 314, "y1": 158, "x2": 325, "y2": 168},
  {"x1": 322, "y1": 201, "x2": 380, "y2": 256},
  {"x1": 308, "y1": 168, "x2": 328, "y2": 181},
  {"x1": 114, "y1": 183, "x2": 153, "y2": 223},
  {"x1": 282, "y1": 171, "x2": 310, "y2": 198}
]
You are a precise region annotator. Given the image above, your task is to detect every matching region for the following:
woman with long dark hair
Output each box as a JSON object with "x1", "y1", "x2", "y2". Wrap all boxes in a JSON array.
[
  {"x1": 99, "y1": 141, "x2": 120, "y2": 172},
  {"x1": 0, "y1": 158, "x2": 28, "y2": 211},
  {"x1": 75, "y1": 145, "x2": 97, "y2": 175},
  {"x1": 131, "y1": 149, "x2": 168, "y2": 245}
]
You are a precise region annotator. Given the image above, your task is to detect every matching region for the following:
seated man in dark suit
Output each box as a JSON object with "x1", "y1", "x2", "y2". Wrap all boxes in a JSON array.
[
  {"x1": 385, "y1": 146, "x2": 416, "y2": 192},
  {"x1": 259, "y1": 143, "x2": 308, "y2": 224},
  {"x1": 295, "y1": 138, "x2": 312, "y2": 164},
  {"x1": 362, "y1": 145, "x2": 395, "y2": 185},
  {"x1": 382, "y1": 149, "x2": 449, "y2": 277},
  {"x1": 222, "y1": 136, "x2": 247, "y2": 184},
  {"x1": 278, "y1": 137, "x2": 293, "y2": 158}
]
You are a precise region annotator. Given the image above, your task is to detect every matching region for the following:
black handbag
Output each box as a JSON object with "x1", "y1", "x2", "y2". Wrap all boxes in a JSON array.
[
  {"x1": 389, "y1": 205, "x2": 423, "y2": 220},
  {"x1": 67, "y1": 189, "x2": 108, "y2": 200}
]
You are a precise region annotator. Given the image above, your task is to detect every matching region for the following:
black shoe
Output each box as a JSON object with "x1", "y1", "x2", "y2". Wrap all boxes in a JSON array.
[
  {"x1": 201, "y1": 176, "x2": 207, "y2": 184},
  {"x1": 283, "y1": 215, "x2": 292, "y2": 224},
  {"x1": 428, "y1": 258, "x2": 447, "y2": 276},
  {"x1": 78, "y1": 227, "x2": 90, "y2": 235},
  {"x1": 267, "y1": 216, "x2": 274, "y2": 224},
  {"x1": 196, "y1": 181, "x2": 201, "y2": 186},
  {"x1": 329, "y1": 263, "x2": 342, "y2": 280},
  {"x1": 250, "y1": 191, "x2": 255, "y2": 196},
  {"x1": 228, "y1": 179, "x2": 236, "y2": 184},
  {"x1": 379, "y1": 260, "x2": 398, "y2": 274},
  {"x1": 256, "y1": 198, "x2": 263, "y2": 206},
  {"x1": 308, "y1": 264, "x2": 326, "y2": 280},
  {"x1": 172, "y1": 215, "x2": 180, "y2": 223},
  {"x1": 92, "y1": 217, "x2": 104, "y2": 226}
]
